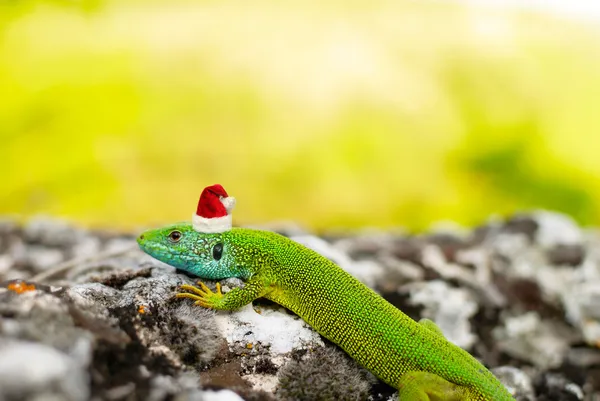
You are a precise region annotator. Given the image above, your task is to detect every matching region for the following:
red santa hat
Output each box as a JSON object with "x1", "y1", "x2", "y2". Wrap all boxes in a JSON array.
[{"x1": 192, "y1": 184, "x2": 236, "y2": 233}]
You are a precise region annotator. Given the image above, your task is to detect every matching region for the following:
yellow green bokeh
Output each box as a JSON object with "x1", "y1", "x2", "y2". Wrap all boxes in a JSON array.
[{"x1": 2, "y1": 0, "x2": 600, "y2": 231}]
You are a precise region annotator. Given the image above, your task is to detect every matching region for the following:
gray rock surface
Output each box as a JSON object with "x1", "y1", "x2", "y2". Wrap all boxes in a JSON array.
[{"x1": 0, "y1": 213, "x2": 598, "y2": 400}]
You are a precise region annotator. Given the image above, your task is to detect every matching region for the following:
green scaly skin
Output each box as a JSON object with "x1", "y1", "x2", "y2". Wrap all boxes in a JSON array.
[{"x1": 137, "y1": 223, "x2": 514, "y2": 400}]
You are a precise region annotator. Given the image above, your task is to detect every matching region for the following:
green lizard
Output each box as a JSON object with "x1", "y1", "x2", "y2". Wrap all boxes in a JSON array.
[{"x1": 137, "y1": 186, "x2": 514, "y2": 400}]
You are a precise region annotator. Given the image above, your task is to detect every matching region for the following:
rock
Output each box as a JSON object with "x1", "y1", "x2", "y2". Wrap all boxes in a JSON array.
[
  {"x1": 0, "y1": 289, "x2": 93, "y2": 360},
  {"x1": 404, "y1": 280, "x2": 478, "y2": 349},
  {"x1": 494, "y1": 312, "x2": 577, "y2": 370},
  {"x1": 0, "y1": 340, "x2": 89, "y2": 401},
  {"x1": 546, "y1": 244, "x2": 585, "y2": 267},
  {"x1": 23, "y1": 246, "x2": 64, "y2": 272},
  {"x1": 276, "y1": 346, "x2": 373, "y2": 401},
  {"x1": 23, "y1": 217, "x2": 81, "y2": 248},
  {"x1": 492, "y1": 366, "x2": 535, "y2": 400},
  {"x1": 0, "y1": 217, "x2": 19, "y2": 237},
  {"x1": 0, "y1": 213, "x2": 599, "y2": 399},
  {"x1": 566, "y1": 347, "x2": 600, "y2": 368},
  {"x1": 70, "y1": 236, "x2": 102, "y2": 260},
  {"x1": 0, "y1": 255, "x2": 12, "y2": 277},
  {"x1": 533, "y1": 211, "x2": 583, "y2": 248},
  {"x1": 562, "y1": 280, "x2": 600, "y2": 347},
  {"x1": 534, "y1": 373, "x2": 584, "y2": 401},
  {"x1": 423, "y1": 231, "x2": 468, "y2": 263},
  {"x1": 390, "y1": 237, "x2": 424, "y2": 266},
  {"x1": 502, "y1": 215, "x2": 539, "y2": 241}
]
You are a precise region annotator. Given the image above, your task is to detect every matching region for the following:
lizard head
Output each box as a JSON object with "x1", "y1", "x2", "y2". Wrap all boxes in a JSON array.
[{"x1": 137, "y1": 223, "x2": 245, "y2": 279}]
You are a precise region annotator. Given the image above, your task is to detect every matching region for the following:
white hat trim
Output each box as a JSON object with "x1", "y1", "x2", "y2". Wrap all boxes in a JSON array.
[{"x1": 192, "y1": 213, "x2": 232, "y2": 233}]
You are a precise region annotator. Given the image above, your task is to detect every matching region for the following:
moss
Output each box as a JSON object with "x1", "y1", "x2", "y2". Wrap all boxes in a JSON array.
[{"x1": 276, "y1": 346, "x2": 372, "y2": 401}]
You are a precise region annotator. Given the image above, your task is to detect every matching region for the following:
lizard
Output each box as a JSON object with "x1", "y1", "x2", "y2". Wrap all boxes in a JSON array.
[{"x1": 136, "y1": 184, "x2": 514, "y2": 400}]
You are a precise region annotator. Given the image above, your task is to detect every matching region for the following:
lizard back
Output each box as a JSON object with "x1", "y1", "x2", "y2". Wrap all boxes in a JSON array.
[{"x1": 227, "y1": 228, "x2": 512, "y2": 400}]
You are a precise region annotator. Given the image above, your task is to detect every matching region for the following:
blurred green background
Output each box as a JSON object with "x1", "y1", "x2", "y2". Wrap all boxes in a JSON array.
[{"x1": 2, "y1": 0, "x2": 600, "y2": 231}]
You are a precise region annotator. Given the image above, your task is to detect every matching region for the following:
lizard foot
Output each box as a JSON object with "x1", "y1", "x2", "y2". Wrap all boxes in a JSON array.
[{"x1": 176, "y1": 281, "x2": 223, "y2": 309}]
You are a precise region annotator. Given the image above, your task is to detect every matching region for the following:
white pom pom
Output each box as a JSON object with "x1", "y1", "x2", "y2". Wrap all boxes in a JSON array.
[{"x1": 221, "y1": 196, "x2": 236, "y2": 214}]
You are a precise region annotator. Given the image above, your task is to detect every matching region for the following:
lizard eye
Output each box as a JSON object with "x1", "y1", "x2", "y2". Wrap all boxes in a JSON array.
[
  {"x1": 212, "y1": 243, "x2": 223, "y2": 260},
  {"x1": 168, "y1": 231, "x2": 182, "y2": 243}
]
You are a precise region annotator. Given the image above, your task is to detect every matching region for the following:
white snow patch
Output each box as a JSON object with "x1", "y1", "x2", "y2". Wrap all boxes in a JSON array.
[
  {"x1": 201, "y1": 389, "x2": 245, "y2": 401},
  {"x1": 214, "y1": 304, "x2": 323, "y2": 355}
]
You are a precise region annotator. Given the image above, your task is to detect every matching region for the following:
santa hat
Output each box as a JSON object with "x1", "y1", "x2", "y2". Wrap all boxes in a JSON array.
[{"x1": 192, "y1": 184, "x2": 236, "y2": 233}]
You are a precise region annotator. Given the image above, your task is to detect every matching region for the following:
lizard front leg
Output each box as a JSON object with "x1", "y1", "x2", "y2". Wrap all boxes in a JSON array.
[{"x1": 176, "y1": 276, "x2": 266, "y2": 310}]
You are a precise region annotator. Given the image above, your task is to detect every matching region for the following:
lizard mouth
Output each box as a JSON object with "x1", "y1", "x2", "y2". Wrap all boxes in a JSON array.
[
  {"x1": 136, "y1": 232, "x2": 165, "y2": 259},
  {"x1": 136, "y1": 233, "x2": 150, "y2": 250},
  {"x1": 137, "y1": 232, "x2": 189, "y2": 270}
]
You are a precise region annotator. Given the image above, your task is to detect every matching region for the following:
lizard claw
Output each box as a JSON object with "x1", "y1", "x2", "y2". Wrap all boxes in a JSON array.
[{"x1": 176, "y1": 281, "x2": 224, "y2": 309}]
